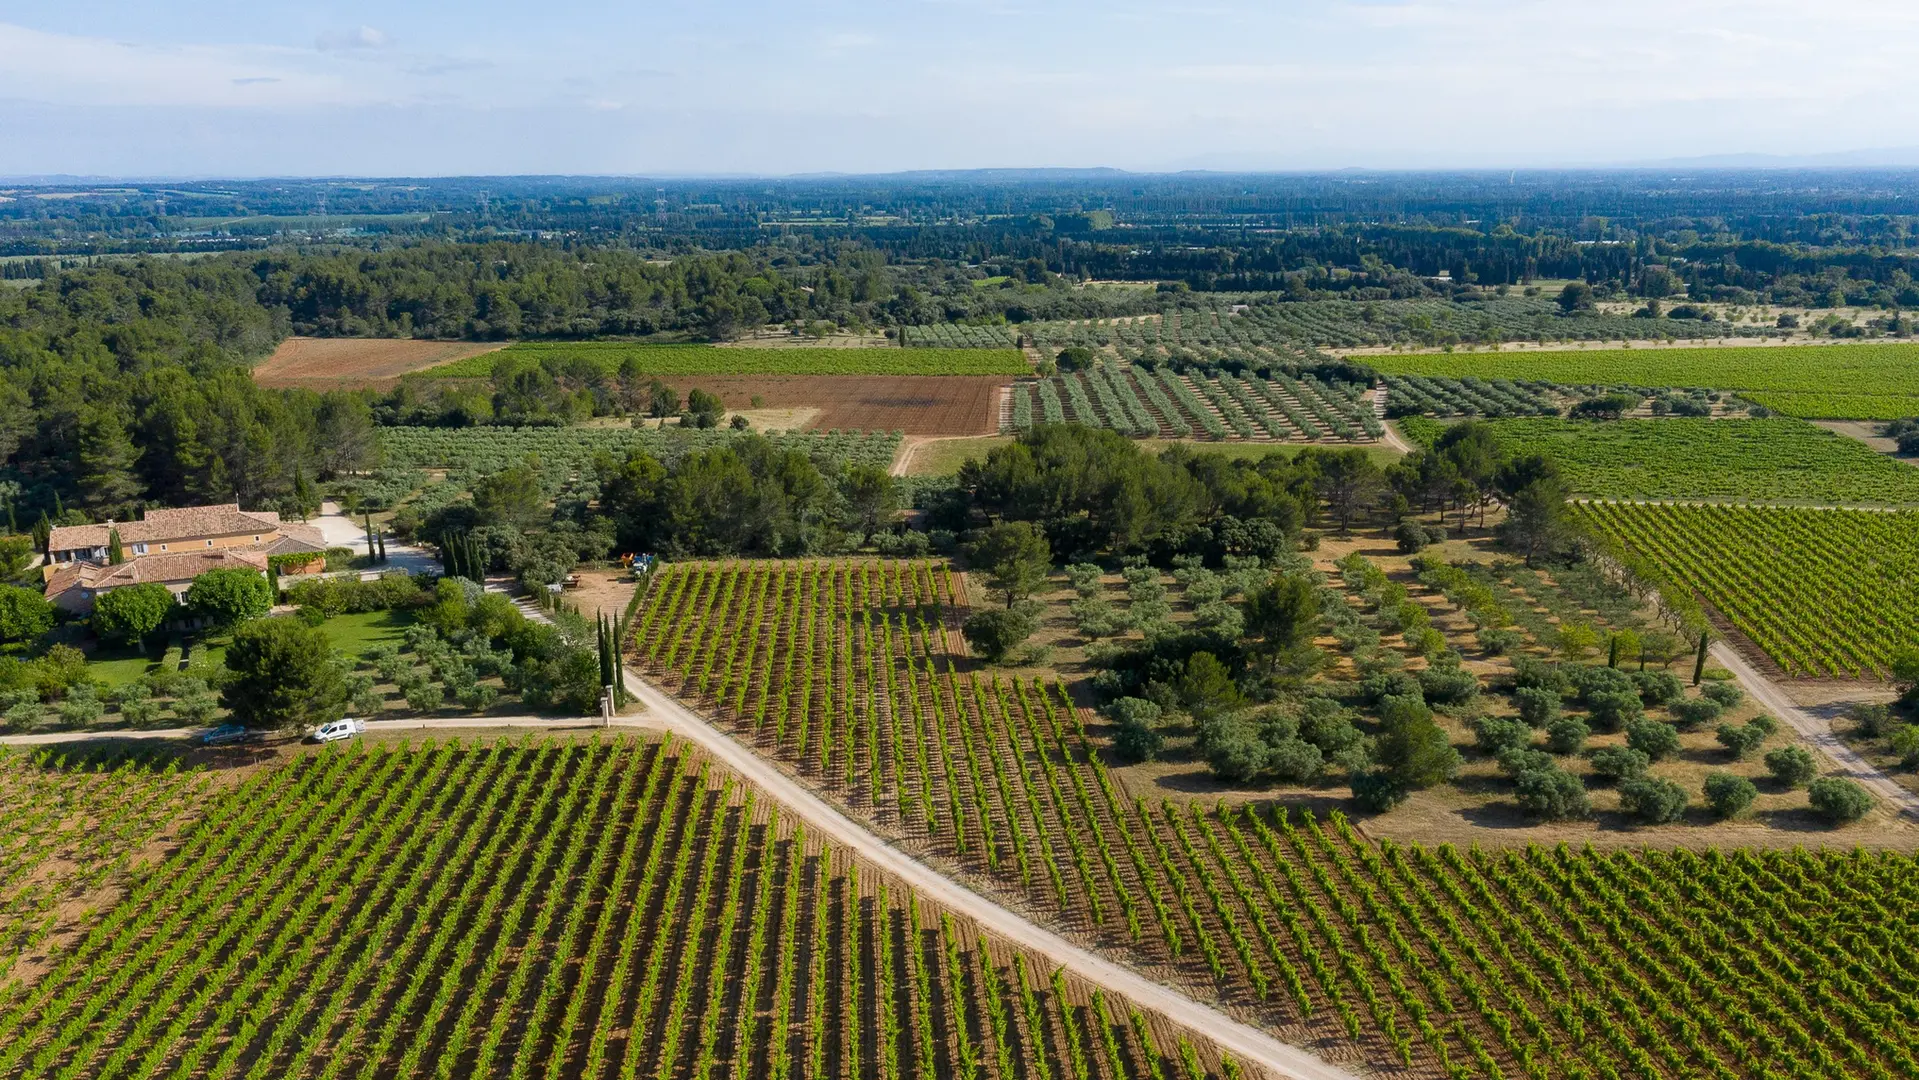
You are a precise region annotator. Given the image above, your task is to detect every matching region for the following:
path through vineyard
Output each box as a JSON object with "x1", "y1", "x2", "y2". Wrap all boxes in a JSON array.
[
  {"x1": 618, "y1": 670, "x2": 1366, "y2": 1080},
  {"x1": 1710, "y1": 642, "x2": 1919, "y2": 821}
]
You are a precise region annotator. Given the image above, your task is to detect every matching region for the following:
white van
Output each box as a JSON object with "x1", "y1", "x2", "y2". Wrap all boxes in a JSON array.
[{"x1": 311, "y1": 718, "x2": 366, "y2": 743}]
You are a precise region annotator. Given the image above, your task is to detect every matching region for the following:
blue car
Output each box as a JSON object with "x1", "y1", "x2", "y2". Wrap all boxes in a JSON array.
[{"x1": 202, "y1": 724, "x2": 258, "y2": 747}]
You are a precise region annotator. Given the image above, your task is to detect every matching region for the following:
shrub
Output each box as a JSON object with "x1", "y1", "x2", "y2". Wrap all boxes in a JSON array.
[
  {"x1": 963, "y1": 608, "x2": 1036, "y2": 665},
  {"x1": 1361, "y1": 671, "x2": 1423, "y2": 707},
  {"x1": 1587, "y1": 690, "x2": 1644, "y2": 733},
  {"x1": 1113, "y1": 719, "x2": 1164, "y2": 763},
  {"x1": 1406, "y1": 627, "x2": 1448, "y2": 658},
  {"x1": 1394, "y1": 520, "x2": 1431, "y2": 555},
  {"x1": 1417, "y1": 662, "x2": 1480, "y2": 706},
  {"x1": 403, "y1": 679, "x2": 446, "y2": 712},
  {"x1": 1495, "y1": 746, "x2": 1554, "y2": 777},
  {"x1": 1375, "y1": 700, "x2": 1460, "y2": 789},
  {"x1": 1351, "y1": 769, "x2": 1409, "y2": 812},
  {"x1": 1590, "y1": 746, "x2": 1651, "y2": 781},
  {"x1": 1747, "y1": 712, "x2": 1779, "y2": 737},
  {"x1": 1546, "y1": 715, "x2": 1590, "y2": 755},
  {"x1": 1205, "y1": 720, "x2": 1271, "y2": 784},
  {"x1": 1299, "y1": 700, "x2": 1367, "y2": 761},
  {"x1": 174, "y1": 693, "x2": 221, "y2": 725},
  {"x1": 1568, "y1": 663, "x2": 1634, "y2": 702},
  {"x1": 1891, "y1": 725, "x2": 1919, "y2": 768},
  {"x1": 1515, "y1": 767, "x2": 1590, "y2": 820},
  {"x1": 1715, "y1": 721, "x2": 1767, "y2": 759},
  {"x1": 1625, "y1": 719, "x2": 1681, "y2": 761},
  {"x1": 1851, "y1": 702, "x2": 1893, "y2": 738},
  {"x1": 1808, "y1": 777, "x2": 1874, "y2": 824},
  {"x1": 1764, "y1": 745, "x2": 1818, "y2": 788},
  {"x1": 57, "y1": 695, "x2": 105, "y2": 725},
  {"x1": 1700, "y1": 681, "x2": 1745, "y2": 708},
  {"x1": 1511, "y1": 658, "x2": 1570, "y2": 694},
  {"x1": 1473, "y1": 716, "x2": 1533, "y2": 755},
  {"x1": 1669, "y1": 696, "x2": 1724, "y2": 731},
  {"x1": 1070, "y1": 597, "x2": 1130, "y2": 640},
  {"x1": 1632, "y1": 669, "x2": 1684, "y2": 706},
  {"x1": 1477, "y1": 627, "x2": 1524, "y2": 656},
  {"x1": 1267, "y1": 738, "x2": 1326, "y2": 782},
  {"x1": 1513, "y1": 686, "x2": 1562, "y2": 727},
  {"x1": 1619, "y1": 776, "x2": 1690, "y2": 824},
  {"x1": 1106, "y1": 697, "x2": 1161, "y2": 728},
  {"x1": 1703, "y1": 773, "x2": 1757, "y2": 818}
]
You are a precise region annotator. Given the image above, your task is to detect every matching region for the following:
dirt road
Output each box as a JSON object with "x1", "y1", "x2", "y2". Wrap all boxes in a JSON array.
[
  {"x1": 1710, "y1": 642, "x2": 1919, "y2": 821},
  {"x1": 619, "y1": 671, "x2": 1364, "y2": 1080}
]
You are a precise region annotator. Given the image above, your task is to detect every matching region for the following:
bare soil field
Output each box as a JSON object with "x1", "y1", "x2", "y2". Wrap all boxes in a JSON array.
[
  {"x1": 252, "y1": 337, "x2": 510, "y2": 389},
  {"x1": 660, "y1": 374, "x2": 1008, "y2": 435}
]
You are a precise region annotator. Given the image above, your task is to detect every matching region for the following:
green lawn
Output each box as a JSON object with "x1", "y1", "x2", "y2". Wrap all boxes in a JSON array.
[
  {"x1": 86, "y1": 648, "x2": 162, "y2": 688},
  {"x1": 321, "y1": 609, "x2": 415, "y2": 655}
]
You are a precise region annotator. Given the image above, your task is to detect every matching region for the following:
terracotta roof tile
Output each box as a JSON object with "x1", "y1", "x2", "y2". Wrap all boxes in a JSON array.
[{"x1": 48, "y1": 504, "x2": 300, "y2": 552}]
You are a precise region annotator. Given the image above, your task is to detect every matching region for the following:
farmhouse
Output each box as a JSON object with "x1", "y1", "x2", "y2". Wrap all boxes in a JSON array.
[
  {"x1": 44, "y1": 550, "x2": 273, "y2": 614},
  {"x1": 46, "y1": 503, "x2": 325, "y2": 565},
  {"x1": 42, "y1": 503, "x2": 327, "y2": 613}
]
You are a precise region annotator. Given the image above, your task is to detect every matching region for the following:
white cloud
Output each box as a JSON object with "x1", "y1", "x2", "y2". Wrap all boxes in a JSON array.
[
  {"x1": 315, "y1": 26, "x2": 389, "y2": 53},
  {"x1": 12, "y1": 2, "x2": 1919, "y2": 174},
  {"x1": 0, "y1": 22, "x2": 369, "y2": 108}
]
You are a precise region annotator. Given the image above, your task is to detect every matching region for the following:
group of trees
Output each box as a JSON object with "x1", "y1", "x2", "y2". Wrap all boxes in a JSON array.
[
  {"x1": 591, "y1": 435, "x2": 902, "y2": 560},
  {"x1": 0, "y1": 258, "x2": 377, "y2": 520}
]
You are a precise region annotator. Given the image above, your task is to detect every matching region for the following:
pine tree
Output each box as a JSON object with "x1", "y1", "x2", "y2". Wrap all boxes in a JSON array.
[
  {"x1": 77, "y1": 408, "x2": 145, "y2": 516},
  {"x1": 290, "y1": 466, "x2": 316, "y2": 521}
]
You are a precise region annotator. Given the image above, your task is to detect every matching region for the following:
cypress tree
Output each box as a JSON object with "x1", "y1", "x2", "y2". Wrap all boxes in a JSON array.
[
  {"x1": 1607, "y1": 635, "x2": 1619, "y2": 669},
  {"x1": 107, "y1": 527, "x2": 124, "y2": 565},
  {"x1": 1692, "y1": 631, "x2": 1710, "y2": 686}
]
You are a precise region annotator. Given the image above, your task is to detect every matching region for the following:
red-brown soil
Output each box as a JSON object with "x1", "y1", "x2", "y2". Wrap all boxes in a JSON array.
[
  {"x1": 252, "y1": 337, "x2": 510, "y2": 389},
  {"x1": 664, "y1": 375, "x2": 1007, "y2": 435}
]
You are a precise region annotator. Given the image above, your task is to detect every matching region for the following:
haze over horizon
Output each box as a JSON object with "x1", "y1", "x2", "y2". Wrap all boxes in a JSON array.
[{"x1": 5, "y1": 1, "x2": 1919, "y2": 177}]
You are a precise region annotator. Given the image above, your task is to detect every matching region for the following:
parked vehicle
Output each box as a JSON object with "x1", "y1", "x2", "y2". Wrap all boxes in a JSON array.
[
  {"x1": 310, "y1": 718, "x2": 366, "y2": 743},
  {"x1": 202, "y1": 724, "x2": 257, "y2": 747}
]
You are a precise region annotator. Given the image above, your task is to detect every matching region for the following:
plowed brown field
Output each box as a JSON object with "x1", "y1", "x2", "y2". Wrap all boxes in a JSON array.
[
  {"x1": 670, "y1": 375, "x2": 1006, "y2": 435},
  {"x1": 252, "y1": 337, "x2": 509, "y2": 388}
]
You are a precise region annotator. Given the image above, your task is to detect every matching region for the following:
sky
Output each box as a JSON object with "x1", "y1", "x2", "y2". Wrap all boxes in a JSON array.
[{"x1": 6, "y1": 1, "x2": 1919, "y2": 177}]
